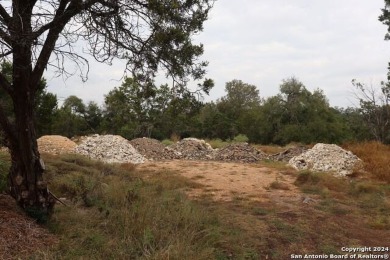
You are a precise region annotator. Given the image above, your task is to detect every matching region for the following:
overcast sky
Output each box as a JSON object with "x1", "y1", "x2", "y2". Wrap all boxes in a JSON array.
[{"x1": 46, "y1": 0, "x2": 390, "y2": 108}]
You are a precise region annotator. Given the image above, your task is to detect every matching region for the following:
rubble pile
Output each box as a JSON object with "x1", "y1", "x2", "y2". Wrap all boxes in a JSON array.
[
  {"x1": 75, "y1": 134, "x2": 145, "y2": 164},
  {"x1": 214, "y1": 143, "x2": 268, "y2": 163},
  {"x1": 37, "y1": 135, "x2": 77, "y2": 155},
  {"x1": 288, "y1": 143, "x2": 362, "y2": 176},
  {"x1": 169, "y1": 138, "x2": 215, "y2": 160},
  {"x1": 269, "y1": 146, "x2": 308, "y2": 162},
  {"x1": 129, "y1": 137, "x2": 180, "y2": 160}
]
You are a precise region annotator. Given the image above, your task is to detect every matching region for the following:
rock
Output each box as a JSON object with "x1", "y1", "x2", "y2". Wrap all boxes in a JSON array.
[
  {"x1": 37, "y1": 135, "x2": 77, "y2": 155},
  {"x1": 129, "y1": 137, "x2": 180, "y2": 160},
  {"x1": 288, "y1": 143, "x2": 362, "y2": 177},
  {"x1": 168, "y1": 138, "x2": 215, "y2": 160},
  {"x1": 269, "y1": 145, "x2": 308, "y2": 162},
  {"x1": 75, "y1": 134, "x2": 145, "y2": 164},
  {"x1": 214, "y1": 143, "x2": 268, "y2": 163}
]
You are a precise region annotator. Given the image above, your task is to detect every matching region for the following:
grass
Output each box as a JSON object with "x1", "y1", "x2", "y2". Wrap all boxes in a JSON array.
[
  {"x1": 1, "y1": 141, "x2": 390, "y2": 259},
  {"x1": 0, "y1": 151, "x2": 10, "y2": 193},
  {"x1": 31, "y1": 153, "x2": 266, "y2": 259},
  {"x1": 205, "y1": 138, "x2": 229, "y2": 149},
  {"x1": 294, "y1": 169, "x2": 390, "y2": 231},
  {"x1": 344, "y1": 141, "x2": 390, "y2": 182}
]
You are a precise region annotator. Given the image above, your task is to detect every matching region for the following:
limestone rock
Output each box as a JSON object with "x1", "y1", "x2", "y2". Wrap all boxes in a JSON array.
[
  {"x1": 75, "y1": 134, "x2": 145, "y2": 164},
  {"x1": 288, "y1": 143, "x2": 362, "y2": 176},
  {"x1": 168, "y1": 138, "x2": 215, "y2": 160}
]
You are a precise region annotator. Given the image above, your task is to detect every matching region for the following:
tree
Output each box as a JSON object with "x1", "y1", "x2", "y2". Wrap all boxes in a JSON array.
[
  {"x1": 52, "y1": 95, "x2": 89, "y2": 137},
  {"x1": 351, "y1": 80, "x2": 390, "y2": 143},
  {"x1": 103, "y1": 77, "x2": 163, "y2": 138},
  {"x1": 215, "y1": 80, "x2": 261, "y2": 139},
  {"x1": 258, "y1": 77, "x2": 347, "y2": 145},
  {"x1": 0, "y1": 62, "x2": 58, "y2": 138},
  {"x1": 0, "y1": 1, "x2": 213, "y2": 219}
]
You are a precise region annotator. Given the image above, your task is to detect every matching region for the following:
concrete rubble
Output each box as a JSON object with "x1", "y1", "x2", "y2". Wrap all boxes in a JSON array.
[
  {"x1": 269, "y1": 146, "x2": 308, "y2": 162},
  {"x1": 288, "y1": 143, "x2": 362, "y2": 176},
  {"x1": 74, "y1": 134, "x2": 145, "y2": 164},
  {"x1": 129, "y1": 137, "x2": 180, "y2": 160},
  {"x1": 168, "y1": 138, "x2": 215, "y2": 160},
  {"x1": 214, "y1": 143, "x2": 268, "y2": 163}
]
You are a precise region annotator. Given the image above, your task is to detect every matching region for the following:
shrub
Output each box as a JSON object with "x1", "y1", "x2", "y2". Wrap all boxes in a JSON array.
[
  {"x1": 0, "y1": 151, "x2": 10, "y2": 193},
  {"x1": 233, "y1": 134, "x2": 249, "y2": 143},
  {"x1": 161, "y1": 139, "x2": 174, "y2": 146},
  {"x1": 206, "y1": 138, "x2": 229, "y2": 149}
]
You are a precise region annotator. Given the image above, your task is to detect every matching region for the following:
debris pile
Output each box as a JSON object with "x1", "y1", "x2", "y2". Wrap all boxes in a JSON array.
[
  {"x1": 269, "y1": 146, "x2": 308, "y2": 162},
  {"x1": 75, "y1": 134, "x2": 145, "y2": 164},
  {"x1": 288, "y1": 143, "x2": 362, "y2": 176},
  {"x1": 214, "y1": 143, "x2": 268, "y2": 163},
  {"x1": 129, "y1": 137, "x2": 180, "y2": 160},
  {"x1": 169, "y1": 138, "x2": 215, "y2": 160},
  {"x1": 37, "y1": 135, "x2": 77, "y2": 155}
]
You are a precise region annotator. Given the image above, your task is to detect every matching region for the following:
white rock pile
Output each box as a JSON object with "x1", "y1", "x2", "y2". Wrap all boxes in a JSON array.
[
  {"x1": 169, "y1": 138, "x2": 215, "y2": 160},
  {"x1": 288, "y1": 143, "x2": 362, "y2": 177},
  {"x1": 75, "y1": 134, "x2": 145, "y2": 164}
]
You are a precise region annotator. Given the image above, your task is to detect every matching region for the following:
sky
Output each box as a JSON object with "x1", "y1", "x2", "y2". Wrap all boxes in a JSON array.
[{"x1": 46, "y1": 0, "x2": 390, "y2": 108}]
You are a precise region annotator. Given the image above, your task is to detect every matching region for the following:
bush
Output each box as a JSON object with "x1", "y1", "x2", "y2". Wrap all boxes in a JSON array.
[
  {"x1": 206, "y1": 138, "x2": 229, "y2": 149},
  {"x1": 233, "y1": 134, "x2": 249, "y2": 143},
  {"x1": 0, "y1": 152, "x2": 10, "y2": 193},
  {"x1": 161, "y1": 139, "x2": 174, "y2": 146}
]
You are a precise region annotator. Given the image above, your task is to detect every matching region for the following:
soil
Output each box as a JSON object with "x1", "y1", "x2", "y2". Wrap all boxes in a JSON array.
[
  {"x1": 37, "y1": 135, "x2": 77, "y2": 155},
  {"x1": 138, "y1": 160, "x2": 303, "y2": 205},
  {"x1": 0, "y1": 195, "x2": 58, "y2": 260}
]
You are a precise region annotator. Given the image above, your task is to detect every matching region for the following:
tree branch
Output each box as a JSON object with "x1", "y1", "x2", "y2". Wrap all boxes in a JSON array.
[
  {"x1": 31, "y1": 0, "x2": 93, "y2": 87},
  {"x1": 0, "y1": 27, "x2": 11, "y2": 45},
  {"x1": 0, "y1": 4, "x2": 11, "y2": 25},
  {"x1": 0, "y1": 49, "x2": 12, "y2": 58}
]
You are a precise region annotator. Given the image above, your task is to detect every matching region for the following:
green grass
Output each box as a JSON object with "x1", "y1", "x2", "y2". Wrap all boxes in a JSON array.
[
  {"x1": 32, "y1": 153, "x2": 264, "y2": 259},
  {"x1": 1, "y1": 146, "x2": 388, "y2": 259},
  {"x1": 0, "y1": 151, "x2": 10, "y2": 193}
]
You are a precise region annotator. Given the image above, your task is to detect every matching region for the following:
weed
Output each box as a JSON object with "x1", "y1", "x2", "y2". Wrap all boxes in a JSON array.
[
  {"x1": 269, "y1": 180, "x2": 290, "y2": 190},
  {"x1": 233, "y1": 134, "x2": 249, "y2": 143},
  {"x1": 0, "y1": 151, "x2": 10, "y2": 193},
  {"x1": 161, "y1": 138, "x2": 174, "y2": 146},
  {"x1": 206, "y1": 138, "x2": 229, "y2": 149},
  {"x1": 344, "y1": 142, "x2": 390, "y2": 182}
]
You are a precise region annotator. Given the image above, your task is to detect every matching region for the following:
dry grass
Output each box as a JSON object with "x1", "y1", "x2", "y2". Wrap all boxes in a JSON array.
[{"x1": 344, "y1": 141, "x2": 390, "y2": 182}]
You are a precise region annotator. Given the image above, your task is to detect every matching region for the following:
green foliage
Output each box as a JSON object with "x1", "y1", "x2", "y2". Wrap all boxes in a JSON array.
[
  {"x1": 0, "y1": 152, "x2": 10, "y2": 193},
  {"x1": 233, "y1": 134, "x2": 249, "y2": 143},
  {"x1": 161, "y1": 139, "x2": 174, "y2": 146},
  {"x1": 0, "y1": 62, "x2": 58, "y2": 137},
  {"x1": 102, "y1": 78, "x2": 205, "y2": 140},
  {"x1": 256, "y1": 77, "x2": 349, "y2": 145}
]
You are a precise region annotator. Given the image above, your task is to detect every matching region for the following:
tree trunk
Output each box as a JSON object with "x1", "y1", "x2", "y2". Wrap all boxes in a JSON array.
[
  {"x1": 7, "y1": 86, "x2": 55, "y2": 221},
  {"x1": 6, "y1": 12, "x2": 56, "y2": 219}
]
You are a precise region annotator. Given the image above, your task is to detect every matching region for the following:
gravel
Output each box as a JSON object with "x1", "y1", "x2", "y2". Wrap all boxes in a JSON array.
[
  {"x1": 288, "y1": 143, "x2": 362, "y2": 176},
  {"x1": 214, "y1": 143, "x2": 268, "y2": 163},
  {"x1": 75, "y1": 134, "x2": 145, "y2": 164}
]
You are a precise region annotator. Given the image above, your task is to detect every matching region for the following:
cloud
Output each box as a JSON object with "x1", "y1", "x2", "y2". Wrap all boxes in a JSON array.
[{"x1": 45, "y1": 0, "x2": 390, "y2": 108}]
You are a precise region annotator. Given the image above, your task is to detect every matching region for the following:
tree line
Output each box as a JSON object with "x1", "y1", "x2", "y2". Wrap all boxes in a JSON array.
[{"x1": 14, "y1": 66, "x2": 388, "y2": 145}]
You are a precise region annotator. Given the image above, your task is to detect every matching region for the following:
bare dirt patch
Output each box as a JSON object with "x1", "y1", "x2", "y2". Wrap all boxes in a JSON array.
[{"x1": 138, "y1": 160, "x2": 303, "y2": 205}]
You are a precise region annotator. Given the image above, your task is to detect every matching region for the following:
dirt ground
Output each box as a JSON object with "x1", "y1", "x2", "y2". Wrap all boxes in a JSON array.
[{"x1": 138, "y1": 160, "x2": 307, "y2": 206}]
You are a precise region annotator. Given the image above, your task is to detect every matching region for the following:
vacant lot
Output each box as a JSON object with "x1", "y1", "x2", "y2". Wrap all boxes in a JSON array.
[{"x1": 1, "y1": 145, "x2": 389, "y2": 259}]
